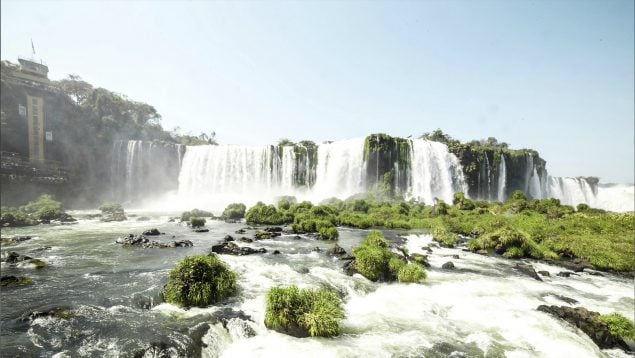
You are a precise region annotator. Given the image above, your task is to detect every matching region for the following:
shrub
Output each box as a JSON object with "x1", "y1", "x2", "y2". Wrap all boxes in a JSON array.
[
  {"x1": 163, "y1": 255, "x2": 237, "y2": 307},
  {"x1": 222, "y1": 203, "x2": 246, "y2": 220},
  {"x1": 21, "y1": 195, "x2": 74, "y2": 222},
  {"x1": 245, "y1": 202, "x2": 289, "y2": 225},
  {"x1": 432, "y1": 227, "x2": 459, "y2": 247},
  {"x1": 190, "y1": 217, "x2": 206, "y2": 228},
  {"x1": 363, "y1": 230, "x2": 389, "y2": 248},
  {"x1": 0, "y1": 207, "x2": 38, "y2": 227},
  {"x1": 264, "y1": 285, "x2": 345, "y2": 337},
  {"x1": 352, "y1": 231, "x2": 404, "y2": 281},
  {"x1": 432, "y1": 200, "x2": 449, "y2": 216},
  {"x1": 181, "y1": 208, "x2": 213, "y2": 222},
  {"x1": 452, "y1": 192, "x2": 475, "y2": 210},
  {"x1": 318, "y1": 226, "x2": 339, "y2": 240},
  {"x1": 600, "y1": 313, "x2": 635, "y2": 340},
  {"x1": 397, "y1": 263, "x2": 427, "y2": 283}
]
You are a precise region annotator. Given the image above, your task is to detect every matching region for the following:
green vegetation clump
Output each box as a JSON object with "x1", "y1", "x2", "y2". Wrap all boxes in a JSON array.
[
  {"x1": 245, "y1": 202, "x2": 290, "y2": 225},
  {"x1": 181, "y1": 209, "x2": 213, "y2": 222},
  {"x1": 1, "y1": 195, "x2": 75, "y2": 227},
  {"x1": 0, "y1": 276, "x2": 33, "y2": 287},
  {"x1": 318, "y1": 226, "x2": 339, "y2": 240},
  {"x1": 397, "y1": 263, "x2": 427, "y2": 283},
  {"x1": 0, "y1": 207, "x2": 38, "y2": 227},
  {"x1": 163, "y1": 255, "x2": 236, "y2": 307},
  {"x1": 222, "y1": 203, "x2": 246, "y2": 220},
  {"x1": 99, "y1": 202, "x2": 126, "y2": 222},
  {"x1": 432, "y1": 227, "x2": 459, "y2": 247},
  {"x1": 242, "y1": 192, "x2": 635, "y2": 272},
  {"x1": 600, "y1": 313, "x2": 635, "y2": 340},
  {"x1": 351, "y1": 231, "x2": 419, "y2": 282},
  {"x1": 264, "y1": 285, "x2": 345, "y2": 337},
  {"x1": 189, "y1": 217, "x2": 206, "y2": 228}
]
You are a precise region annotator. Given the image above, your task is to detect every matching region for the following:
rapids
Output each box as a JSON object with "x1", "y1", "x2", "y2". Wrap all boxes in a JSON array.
[{"x1": 1, "y1": 216, "x2": 633, "y2": 357}]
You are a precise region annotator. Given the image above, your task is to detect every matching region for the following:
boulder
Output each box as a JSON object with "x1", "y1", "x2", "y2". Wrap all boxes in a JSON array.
[
  {"x1": 264, "y1": 226, "x2": 283, "y2": 233},
  {"x1": 19, "y1": 306, "x2": 72, "y2": 321},
  {"x1": 515, "y1": 263, "x2": 543, "y2": 281},
  {"x1": 136, "y1": 216, "x2": 151, "y2": 221},
  {"x1": 537, "y1": 271, "x2": 551, "y2": 277},
  {"x1": 210, "y1": 242, "x2": 266, "y2": 256},
  {"x1": 557, "y1": 271, "x2": 573, "y2": 278},
  {"x1": 194, "y1": 229, "x2": 209, "y2": 233},
  {"x1": 254, "y1": 231, "x2": 272, "y2": 240},
  {"x1": 223, "y1": 235, "x2": 234, "y2": 242},
  {"x1": 0, "y1": 275, "x2": 33, "y2": 287},
  {"x1": 441, "y1": 261, "x2": 455, "y2": 270},
  {"x1": 115, "y1": 234, "x2": 192, "y2": 248},
  {"x1": 326, "y1": 244, "x2": 346, "y2": 256},
  {"x1": 235, "y1": 229, "x2": 247, "y2": 234},
  {"x1": 537, "y1": 305, "x2": 630, "y2": 351},
  {"x1": 272, "y1": 250, "x2": 281, "y2": 255},
  {"x1": 343, "y1": 259, "x2": 358, "y2": 276},
  {"x1": 239, "y1": 237, "x2": 253, "y2": 243},
  {"x1": 142, "y1": 228, "x2": 161, "y2": 236}
]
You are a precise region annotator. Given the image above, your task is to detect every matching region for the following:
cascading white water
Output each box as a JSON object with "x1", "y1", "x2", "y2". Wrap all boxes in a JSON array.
[
  {"x1": 528, "y1": 167, "x2": 543, "y2": 199},
  {"x1": 497, "y1": 155, "x2": 507, "y2": 202},
  {"x1": 280, "y1": 146, "x2": 295, "y2": 192},
  {"x1": 484, "y1": 153, "x2": 492, "y2": 200},
  {"x1": 547, "y1": 177, "x2": 595, "y2": 206},
  {"x1": 407, "y1": 139, "x2": 467, "y2": 204},
  {"x1": 309, "y1": 138, "x2": 366, "y2": 201}
]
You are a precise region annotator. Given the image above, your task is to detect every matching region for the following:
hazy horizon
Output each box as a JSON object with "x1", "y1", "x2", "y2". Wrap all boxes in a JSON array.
[{"x1": 1, "y1": 0, "x2": 633, "y2": 183}]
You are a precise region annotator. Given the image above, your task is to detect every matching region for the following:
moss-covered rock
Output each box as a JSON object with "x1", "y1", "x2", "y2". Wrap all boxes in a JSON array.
[
  {"x1": 0, "y1": 275, "x2": 33, "y2": 287},
  {"x1": 189, "y1": 217, "x2": 206, "y2": 228},
  {"x1": 163, "y1": 255, "x2": 237, "y2": 308},
  {"x1": 222, "y1": 203, "x2": 246, "y2": 220},
  {"x1": 264, "y1": 285, "x2": 345, "y2": 337},
  {"x1": 181, "y1": 208, "x2": 213, "y2": 222},
  {"x1": 245, "y1": 202, "x2": 290, "y2": 225},
  {"x1": 99, "y1": 202, "x2": 127, "y2": 222}
]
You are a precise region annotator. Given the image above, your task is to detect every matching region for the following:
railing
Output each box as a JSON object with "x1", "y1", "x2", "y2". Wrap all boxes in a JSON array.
[{"x1": 0, "y1": 151, "x2": 69, "y2": 182}]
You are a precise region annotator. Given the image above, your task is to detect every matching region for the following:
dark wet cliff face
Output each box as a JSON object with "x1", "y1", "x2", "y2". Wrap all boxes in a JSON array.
[{"x1": 363, "y1": 134, "x2": 412, "y2": 196}]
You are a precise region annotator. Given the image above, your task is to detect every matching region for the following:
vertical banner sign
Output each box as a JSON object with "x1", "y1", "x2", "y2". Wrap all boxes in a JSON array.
[{"x1": 26, "y1": 95, "x2": 45, "y2": 162}]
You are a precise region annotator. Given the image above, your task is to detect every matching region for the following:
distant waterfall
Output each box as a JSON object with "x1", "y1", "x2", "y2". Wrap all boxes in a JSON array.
[
  {"x1": 311, "y1": 138, "x2": 366, "y2": 200},
  {"x1": 110, "y1": 140, "x2": 184, "y2": 203},
  {"x1": 547, "y1": 177, "x2": 595, "y2": 206},
  {"x1": 497, "y1": 155, "x2": 507, "y2": 201},
  {"x1": 407, "y1": 139, "x2": 467, "y2": 204}
]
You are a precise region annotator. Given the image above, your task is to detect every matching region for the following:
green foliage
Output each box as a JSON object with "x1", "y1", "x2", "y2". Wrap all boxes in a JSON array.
[
  {"x1": 189, "y1": 217, "x2": 206, "y2": 228},
  {"x1": 351, "y1": 231, "x2": 409, "y2": 282},
  {"x1": 163, "y1": 255, "x2": 236, "y2": 308},
  {"x1": 318, "y1": 226, "x2": 339, "y2": 240},
  {"x1": 432, "y1": 200, "x2": 449, "y2": 216},
  {"x1": 278, "y1": 138, "x2": 295, "y2": 146},
  {"x1": 600, "y1": 313, "x2": 635, "y2": 340},
  {"x1": 264, "y1": 285, "x2": 345, "y2": 337},
  {"x1": 0, "y1": 207, "x2": 38, "y2": 227},
  {"x1": 452, "y1": 192, "x2": 475, "y2": 210},
  {"x1": 397, "y1": 263, "x2": 427, "y2": 283},
  {"x1": 245, "y1": 202, "x2": 290, "y2": 225},
  {"x1": 432, "y1": 227, "x2": 459, "y2": 247},
  {"x1": 21, "y1": 194, "x2": 65, "y2": 221},
  {"x1": 181, "y1": 208, "x2": 213, "y2": 222},
  {"x1": 222, "y1": 203, "x2": 246, "y2": 220}
]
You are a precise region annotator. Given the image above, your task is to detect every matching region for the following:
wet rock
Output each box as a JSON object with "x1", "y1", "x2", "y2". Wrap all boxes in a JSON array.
[
  {"x1": 223, "y1": 235, "x2": 234, "y2": 242},
  {"x1": 343, "y1": 259, "x2": 358, "y2": 276},
  {"x1": 210, "y1": 242, "x2": 266, "y2": 256},
  {"x1": 557, "y1": 271, "x2": 573, "y2": 278},
  {"x1": 546, "y1": 258, "x2": 595, "y2": 273},
  {"x1": 311, "y1": 246, "x2": 322, "y2": 253},
  {"x1": 397, "y1": 247, "x2": 409, "y2": 259},
  {"x1": 136, "y1": 216, "x2": 151, "y2": 222},
  {"x1": 296, "y1": 267, "x2": 310, "y2": 274},
  {"x1": 441, "y1": 261, "x2": 455, "y2": 270},
  {"x1": 142, "y1": 228, "x2": 161, "y2": 236},
  {"x1": 19, "y1": 306, "x2": 72, "y2": 321},
  {"x1": 167, "y1": 217, "x2": 178, "y2": 222},
  {"x1": 326, "y1": 243, "x2": 346, "y2": 256},
  {"x1": 9, "y1": 236, "x2": 33, "y2": 244},
  {"x1": 552, "y1": 295, "x2": 579, "y2": 305},
  {"x1": 584, "y1": 269, "x2": 605, "y2": 277},
  {"x1": 213, "y1": 308, "x2": 253, "y2": 327},
  {"x1": 2, "y1": 251, "x2": 32, "y2": 263},
  {"x1": 188, "y1": 322, "x2": 211, "y2": 354},
  {"x1": 101, "y1": 213, "x2": 127, "y2": 222},
  {"x1": 0, "y1": 275, "x2": 33, "y2": 287},
  {"x1": 537, "y1": 305, "x2": 630, "y2": 351},
  {"x1": 273, "y1": 250, "x2": 281, "y2": 255},
  {"x1": 515, "y1": 263, "x2": 543, "y2": 281},
  {"x1": 264, "y1": 226, "x2": 283, "y2": 233},
  {"x1": 254, "y1": 231, "x2": 272, "y2": 240},
  {"x1": 445, "y1": 254, "x2": 460, "y2": 259},
  {"x1": 476, "y1": 249, "x2": 489, "y2": 256},
  {"x1": 537, "y1": 271, "x2": 551, "y2": 277},
  {"x1": 410, "y1": 253, "x2": 430, "y2": 268},
  {"x1": 193, "y1": 229, "x2": 209, "y2": 233},
  {"x1": 133, "y1": 342, "x2": 178, "y2": 358},
  {"x1": 115, "y1": 234, "x2": 192, "y2": 248},
  {"x1": 421, "y1": 246, "x2": 433, "y2": 253},
  {"x1": 292, "y1": 235, "x2": 302, "y2": 240},
  {"x1": 339, "y1": 254, "x2": 355, "y2": 261},
  {"x1": 239, "y1": 237, "x2": 253, "y2": 243},
  {"x1": 235, "y1": 229, "x2": 246, "y2": 234}
]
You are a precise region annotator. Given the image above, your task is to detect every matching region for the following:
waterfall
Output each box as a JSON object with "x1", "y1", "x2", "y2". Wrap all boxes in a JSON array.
[
  {"x1": 110, "y1": 140, "x2": 184, "y2": 203},
  {"x1": 310, "y1": 138, "x2": 366, "y2": 200},
  {"x1": 407, "y1": 139, "x2": 467, "y2": 204},
  {"x1": 497, "y1": 155, "x2": 507, "y2": 202},
  {"x1": 547, "y1": 177, "x2": 595, "y2": 206},
  {"x1": 484, "y1": 153, "x2": 492, "y2": 200}
]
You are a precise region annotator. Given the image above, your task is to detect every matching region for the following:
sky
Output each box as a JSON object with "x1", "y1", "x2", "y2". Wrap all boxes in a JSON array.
[{"x1": 1, "y1": 0, "x2": 633, "y2": 183}]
